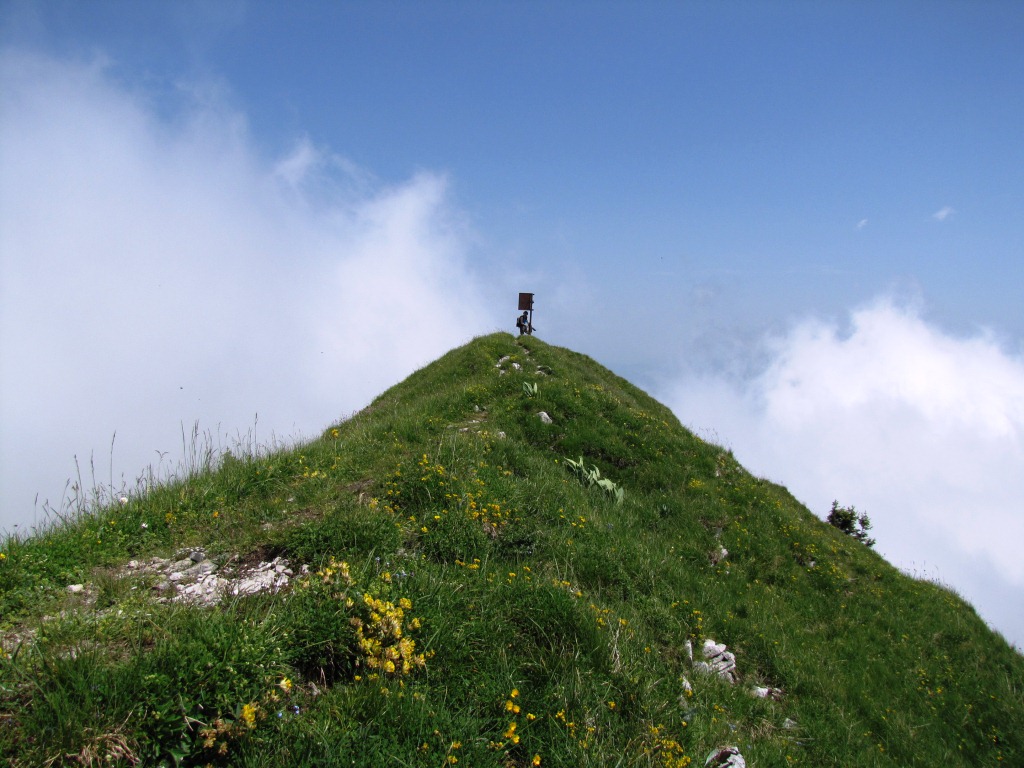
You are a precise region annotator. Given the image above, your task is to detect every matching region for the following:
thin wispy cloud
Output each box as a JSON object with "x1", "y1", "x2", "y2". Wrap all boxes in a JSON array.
[
  {"x1": 661, "y1": 299, "x2": 1024, "y2": 647},
  {"x1": 856, "y1": 218, "x2": 869, "y2": 230},
  {"x1": 932, "y1": 205, "x2": 956, "y2": 221},
  {"x1": 0, "y1": 49, "x2": 501, "y2": 532}
]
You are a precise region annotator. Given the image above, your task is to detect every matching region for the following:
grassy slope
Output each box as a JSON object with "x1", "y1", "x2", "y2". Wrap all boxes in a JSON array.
[{"x1": 1, "y1": 332, "x2": 1021, "y2": 766}]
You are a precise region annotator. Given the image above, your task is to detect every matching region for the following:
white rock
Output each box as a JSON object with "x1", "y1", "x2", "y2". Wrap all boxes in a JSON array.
[
  {"x1": 538, "y1": 411, "x2": 553, "y2": 424},
  {"x1": 703, "y1": 639, "x2": 727, "y2": 657},
  {"x1": 699, "y1": 638, "x2": 739, "y2": 683},
  {"x1": 187, "y1": 560, "x2": 217, "y2": 577},
  {"x1": 67, "y1": 584, "x2": 85, "y2": 594},
  {"x1": 705, "y1": 747, "x2": 745, "y2": 768}
]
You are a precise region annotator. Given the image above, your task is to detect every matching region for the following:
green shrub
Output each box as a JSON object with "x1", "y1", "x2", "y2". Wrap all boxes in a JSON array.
[{"x1": 827, "y1": 500, "x2": 876, "y2": 547}]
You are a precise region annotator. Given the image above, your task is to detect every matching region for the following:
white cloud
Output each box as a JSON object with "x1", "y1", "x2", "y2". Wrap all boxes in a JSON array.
[
  {"x1": 661, "y1": 299, "x2": 1024, "y2": 648},
  {"x1": 932, "y1": 205, "x2": 955, "y2": 221},
  {"x1": 0, "y1": 49, "x2": 501, "y2": 532},
  {"x1": 856, "y1": 218, "x2": 868, "y2": 230}
]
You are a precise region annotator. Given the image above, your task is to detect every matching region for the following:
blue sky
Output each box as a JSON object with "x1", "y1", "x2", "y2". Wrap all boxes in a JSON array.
[{"x1": 2, "y1": 1, "x2": 1023, "y2": 645}]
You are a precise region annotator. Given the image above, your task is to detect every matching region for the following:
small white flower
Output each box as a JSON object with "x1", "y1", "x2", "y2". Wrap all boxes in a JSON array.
[{"x1": 119, "y1": 496, "x2": 129, "y2": 505}]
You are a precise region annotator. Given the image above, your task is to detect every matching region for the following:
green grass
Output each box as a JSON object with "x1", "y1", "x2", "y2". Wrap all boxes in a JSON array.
[{"x1": 2, "y1": 331, "x2": 1022, "y2": 766}]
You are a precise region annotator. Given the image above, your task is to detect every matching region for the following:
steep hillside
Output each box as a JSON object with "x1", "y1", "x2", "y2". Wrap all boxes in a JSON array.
[{"x1": 2, "y1": 332, "x2": 1022, "y2": 766}]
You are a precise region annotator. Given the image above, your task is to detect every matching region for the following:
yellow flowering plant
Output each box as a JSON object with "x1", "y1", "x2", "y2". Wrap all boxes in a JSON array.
[{"x1": 287, "y1": 557, "x2": 428, "y2": 683}]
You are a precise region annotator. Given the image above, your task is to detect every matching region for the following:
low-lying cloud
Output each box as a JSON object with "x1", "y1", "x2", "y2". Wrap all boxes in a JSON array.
[
  {"x1": 0, "y1": 49, "x2": 501, "y2": 532},
  {"x1": 662, "y1": 299, "x2": 1024, "y2": 648}
]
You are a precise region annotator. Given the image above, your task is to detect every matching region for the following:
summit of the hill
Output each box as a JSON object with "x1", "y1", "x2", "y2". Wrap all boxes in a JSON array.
[{"x1": 2, "y1": 332, "x2": 1021, "y2": 766}]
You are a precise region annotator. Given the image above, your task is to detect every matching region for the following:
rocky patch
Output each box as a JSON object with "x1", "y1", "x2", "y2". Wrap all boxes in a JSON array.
[
  {"x1": 124, "y1": 550, "x2": 302, "y2": 606},
  {"x1": 695, "y1": 638, "x2": 739, "y2": 684}
]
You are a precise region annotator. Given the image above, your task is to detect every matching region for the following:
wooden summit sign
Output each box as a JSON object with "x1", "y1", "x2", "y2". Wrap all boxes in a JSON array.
[{"x1": 516, "y1": 293, "x2": 535, "y2": 336}]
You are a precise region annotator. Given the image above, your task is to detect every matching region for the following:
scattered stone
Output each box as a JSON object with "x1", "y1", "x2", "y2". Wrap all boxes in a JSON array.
[
  {"x1": 752, "y1": 685, "x2": 784, "y2": 700},
  {"x1": 186, "y1": 559, "x2": 217, "y2": 577},
  {"x1": 538, "y1": 411, "x2": 553, "y2": 424},
  {"x1": 188, "y1": 549, "x2": 206, "y2": 563},
  {"x1": 230, "y1": 557, "x2": 292, "y2": 597},
  {"x1": 782, "y1": 718, "x2": 798, "y2": 730},
  {"x1": 695, "y1": 638, "x2": 738, "y2": 683},
  {"x1": 710, "y1": 546, "x2": 729, "y2": 565},
  {"x1": 511, "y1": 362, "x2": 521, "y2": 370},
  {"x1": 684, "y1": 639, "x2": 694, "y2": 663},
  {"x1": 705, "y1": 747, "x2": 746, "y2": 767},
  {"x1": 66, "y1": 584, "x2": 85, "y2": 594}
]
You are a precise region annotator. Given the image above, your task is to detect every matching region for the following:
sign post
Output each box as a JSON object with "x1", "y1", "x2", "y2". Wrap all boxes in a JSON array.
[{"x1": 517, "y1": 293, "x2": 535, "y2": 336}]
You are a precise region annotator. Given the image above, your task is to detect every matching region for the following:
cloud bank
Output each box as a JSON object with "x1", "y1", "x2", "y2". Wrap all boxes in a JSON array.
[
  {"x1": 0, "y1": 50, "x2": 501, "y2": 532},
  {"x1": 662, "y1": 299, "x2": 1024, "y2": 648}
]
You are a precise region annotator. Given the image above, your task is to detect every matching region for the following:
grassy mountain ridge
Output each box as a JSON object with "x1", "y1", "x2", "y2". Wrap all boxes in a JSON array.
[{"x1": 2, "y1": 331, "x2": 1021, "y2": 766}]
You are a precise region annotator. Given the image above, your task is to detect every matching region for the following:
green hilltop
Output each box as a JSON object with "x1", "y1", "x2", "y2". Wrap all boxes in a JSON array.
[{"x1": 2, "y1": 332, "x2": 1022, "y2": 766}]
